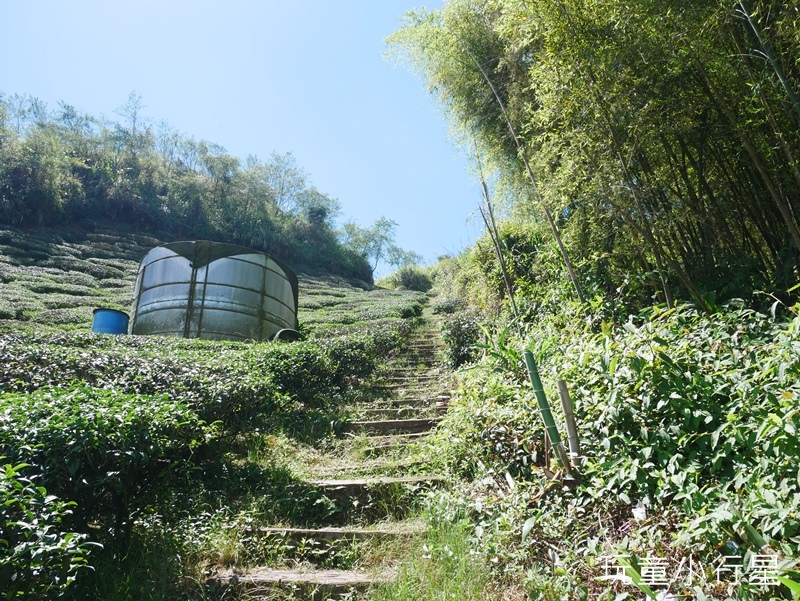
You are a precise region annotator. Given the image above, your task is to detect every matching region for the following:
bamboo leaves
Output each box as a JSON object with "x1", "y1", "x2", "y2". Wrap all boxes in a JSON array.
[{"x1": 389, "y1": 0, "x2": 800, "y2": 306}]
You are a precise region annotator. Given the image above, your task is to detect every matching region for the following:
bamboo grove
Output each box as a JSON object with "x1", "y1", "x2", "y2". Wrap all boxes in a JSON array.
[{"x1": 389, "y1": 0, "x2": 800, "y2": 310}]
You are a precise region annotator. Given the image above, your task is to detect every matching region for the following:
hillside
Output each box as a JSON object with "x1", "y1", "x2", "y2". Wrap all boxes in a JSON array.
[
  {"x1": 0, "y1": 93, "x2": 381, "y2": 283},
  {"x1": 0, "y1": 222, "x2": 382, "y2": 333},
  {"x1": 0, "y1": 223, "x2": 161, "y2": 329},
  {"x1": 1, "y1": 224, "x2": 449, "y2": 600},
  {"x1": 4, "y1": 226, "x2": 800, "y2": 601}
]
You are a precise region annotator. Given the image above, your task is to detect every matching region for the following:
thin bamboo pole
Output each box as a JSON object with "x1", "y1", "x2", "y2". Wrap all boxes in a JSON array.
[
  {"x1": 476, "y1": 159, "x2": 573, "y2": 477},
  {"x1": 459, "y1": 42, "x2": 585, "y2": 303},
  {"x1": 557, "y1": 380, "x2": 580, "y2": 466}
]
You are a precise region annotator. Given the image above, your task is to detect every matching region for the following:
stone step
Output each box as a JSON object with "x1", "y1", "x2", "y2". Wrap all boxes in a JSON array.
[
  {"x1": 395, "y1": 349, "x2": 438, "y2": 357},
  {"x1": 385, "y1": 366, "x2": 442, "y2": 373},
  {"x1": 347, "y1": 417, "x2": 442, "y2": 435},
  {"x1": 361, "y1": 440, "x2": 423, "y2": 457},
  {"x1": 373, "y1": 398, "x2": 428, "y2": 406},
  {"x1": 370, "y1": 395, "x2": 449, "y2": 407},
  {"x1": 378, "y1": 383, "x2": 436, "y2": 393},
  {"x1": 360, "y1": 406, "x2": 444, "y2": 420},
  {"x1": 212, "y1": 567, "x2": 392, "y2": 600},
  {"x1": 253, "y1": 525, "x2": 420, "y2": 545},
  {"x1": 309, "y1": 456, "x2": 431, "y2": 478},
  {"x1": 309, "y1": 475, "x2": 444, "y2": 502},
  {"x1": 384, "y1": 375, "x2": 438, "y2": 382},
  {"x1": 357, "y1": 432, "x2": 427, "y2": 446}
]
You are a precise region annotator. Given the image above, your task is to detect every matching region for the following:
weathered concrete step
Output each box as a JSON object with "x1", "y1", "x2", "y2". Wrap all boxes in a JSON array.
[
  {"x1": 309, "y1": 475, "x2": 444, "y2": 501},
  {"x1": 357, "y1": 432, "x2": 427, "y2": 446},
  {"x1": 360, "y1": 406, "x2": 444, "y2": 420},
  {"x1": 373, "y1": 398, "x2": 429, "y2": 406},
  {"x1": 361, "y1": 439, "x2": 433, "y2": 457},
  {"x1": 370, "y1": 394, "x2": 449, "y2": 407},
  {"x1": 384, "y1": 375, "x2": 438, "y2": 382},
  {"x1": 396, "y1": 349, "x2": 438, "y2": 356},
  {"x1": 212, "y1": 567, "x2": 391, "y2": 600},
  {"x1": 253, "y1": 525, "x2": 420, "y2": 544},
  {"x1": 308, "y1": 456, "x2": 431, "y2": 478},
  {"x1": 378, "y1": 383, "x2": 437, "y2": 393},
  {"x1": 382, "y1": 374, "x2": 441, "y2": 382},
  {"x1": 385, "y1": 366, "x2": 442, "y2": 373},
  {"x1": 347, "y1": 417, "x2": 442, "y2": 435}
]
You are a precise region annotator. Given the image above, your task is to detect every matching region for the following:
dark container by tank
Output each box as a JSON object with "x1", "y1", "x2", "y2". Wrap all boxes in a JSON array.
[
  {"x1": 92, "y1": 308, "x2": 130, "y2": 334},
  {"x1": 129, "y1": 241, "x2": 299, "y2": 342}
]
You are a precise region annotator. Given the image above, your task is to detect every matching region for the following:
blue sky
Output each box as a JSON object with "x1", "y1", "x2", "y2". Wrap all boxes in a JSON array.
[{"x1": 1, "y1": 0, "x2": 484, "y2": 275}]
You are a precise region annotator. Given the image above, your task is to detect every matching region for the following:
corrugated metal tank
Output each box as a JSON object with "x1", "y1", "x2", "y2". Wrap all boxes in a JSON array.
[{"x1": 130, "y1": 241, "x2": 298, "y2": 341}]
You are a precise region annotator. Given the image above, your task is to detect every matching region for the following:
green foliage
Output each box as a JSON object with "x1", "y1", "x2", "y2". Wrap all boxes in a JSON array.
[
  {"x1": 433, "y1": 300, "x2": 800, "y2": 597},
  {"x1": 299, "y1": 275, "x2": 425, "y2": 339},
  {"x1": 440, "y1": 314, "x2": 481, "y2": 368},
  {"x1": 0, "y1": 461, "x2": 93, "y2": 600},
  {"x1": 340, "y1": 216, "x2": 422, "y2": 278},
  {"x1": 0, "y1": 93, "x2": 372, "y2": 282},
  {"x1": 431, "y1": 297, "x2": 465, "y2": 315},
  {"x1": 435, "y1": 371, "x2": 542, "y2": 479},
  {"x1": 389, "y1": 0, "x2": 800, "y2": 308},
  {"x1": 0, "y1": 329, "x2": 404, "y2": 441},
  {"x1": 0, "y1": 230, "x2": 429, "y2": 599},
  {"x1": 371, "y1": 517, "x2": 496, "y2": 600},
  {"x1": 0, "y1": 387, "x2": 212, "y2": 546},
  {"x1": 378, "y1": 266, "x2": 433, "y2": 292},
  {"x1": 555, "y1": 302, "x2": 800, "y2": 552}
]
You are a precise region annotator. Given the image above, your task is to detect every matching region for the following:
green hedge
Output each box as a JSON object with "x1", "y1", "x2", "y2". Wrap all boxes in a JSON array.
[
  {"x1": 0, "y1": 387, "x2": 212, "y2": 546},
  {"x1": 0, "y1": 330, "x2": 405, "y2": 439},
  {"x1": 440, "y1": 302, "x2": 800, "y2": 558}
]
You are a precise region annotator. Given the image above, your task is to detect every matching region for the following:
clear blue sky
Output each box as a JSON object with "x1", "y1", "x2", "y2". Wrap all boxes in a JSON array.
[{"x1": 1, "y1": 0, "x2": 484, "y2": 275}]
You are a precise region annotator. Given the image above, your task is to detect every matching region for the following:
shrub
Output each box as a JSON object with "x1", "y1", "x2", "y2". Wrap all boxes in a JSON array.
[
  {"x1": 438, "y1": 301, "x2": 800, "y2": 571},
  {"x1": 440, "y1": 315, "x2": 481, "y2": 368},
  {"x1": 0, "y1": 461, "x2": 93, "y2": 600},
  {"x1": 0, "y1": 387, "x2": 213, "y2": 546},
  {"x1": 381, "y1": 266, "x2": 433, "y2": 292},
  {"x1": 432, "y1": 297, "x2": 465, "y2": 315}
]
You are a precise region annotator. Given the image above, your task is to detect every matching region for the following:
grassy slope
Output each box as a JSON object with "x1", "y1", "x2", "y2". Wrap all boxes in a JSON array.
[
  {"x1": 0, "y1": 223, "x2": 158, "y2": 329},
  {"x1": 8, "y1": 223, "x2": 800, "y2": 600}
]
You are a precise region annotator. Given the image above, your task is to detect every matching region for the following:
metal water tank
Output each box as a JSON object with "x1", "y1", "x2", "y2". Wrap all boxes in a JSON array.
[{"x1": 130, "y1": 241, "x2": 298, "y2": 341}]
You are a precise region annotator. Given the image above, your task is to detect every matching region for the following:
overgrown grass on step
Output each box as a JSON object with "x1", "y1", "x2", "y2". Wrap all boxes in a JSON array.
[{"x1": 370, "y1": 519, "x2": 499, "y2": 601}]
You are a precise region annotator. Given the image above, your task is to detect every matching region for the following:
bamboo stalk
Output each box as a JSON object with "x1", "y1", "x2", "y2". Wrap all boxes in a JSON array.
[
  {"x1": 459, "y1": 41, "x2": 585, "y2": 303},
  {"x1": 475, "y1": 144, "x2": 572, "y2": 479},
  {"x1": 524, "y1": 350, "x2": 571, "y2": 474},
  {"x1": 557, "y1": 380, "x2": 580, "y2": 467},
  {"x1": 738, "y1": 0, "x2": 800, "y2": 122}
]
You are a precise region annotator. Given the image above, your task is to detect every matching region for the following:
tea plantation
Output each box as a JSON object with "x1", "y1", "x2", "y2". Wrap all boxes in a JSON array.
[{"x1": 0, "y1": 224, "x2": 430, "y2": 599}]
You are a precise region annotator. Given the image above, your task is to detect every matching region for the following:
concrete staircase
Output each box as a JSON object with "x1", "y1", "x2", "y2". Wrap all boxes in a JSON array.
[{"x1": 211, "y1": 314, "x2": 450, "y2": 599}]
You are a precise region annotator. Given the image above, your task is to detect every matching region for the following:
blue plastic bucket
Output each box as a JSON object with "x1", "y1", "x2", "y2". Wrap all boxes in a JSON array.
[{"x1": 92, "y1": 308, "x2": 129, "y2": 335}]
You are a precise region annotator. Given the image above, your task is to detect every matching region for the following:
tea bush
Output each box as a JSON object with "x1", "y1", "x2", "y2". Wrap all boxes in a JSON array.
[
  {"x1": 1, "y1": 461, "x2": 92, "y2": 600},
  {"x1": 0, "y1": 227, "x2": 427, "y2": 597},
  {"x1": 379, "y1": 266, "x2": 433, "y2": 292},
  {"x1": 0, "y1": 329, "x2": 405, "y2": 439},
  {"x1": 0, "y1": 387, "x2": 212, "y2": 546},
  {"x1": 431, "y1": 297, "x2": 465, "y2": 315},
  {"x1": 440, "y1": 315, "x2": 481, "y2": 368}
]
